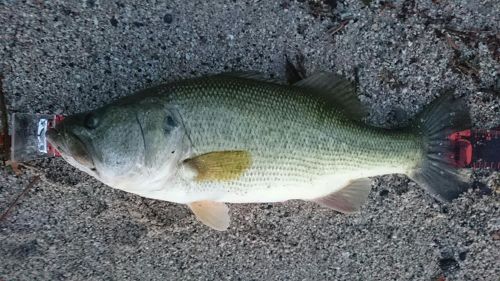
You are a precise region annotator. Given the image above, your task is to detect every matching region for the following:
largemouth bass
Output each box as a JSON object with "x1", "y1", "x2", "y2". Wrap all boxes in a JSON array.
[{"x1": 47, "y1": 72, "x2": 470, "y2": 230}]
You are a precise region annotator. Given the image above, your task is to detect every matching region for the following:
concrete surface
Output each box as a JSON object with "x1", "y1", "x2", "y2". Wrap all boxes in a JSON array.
[{"x1": 1, "y1": 0, "x2": 499, "y2": 280}]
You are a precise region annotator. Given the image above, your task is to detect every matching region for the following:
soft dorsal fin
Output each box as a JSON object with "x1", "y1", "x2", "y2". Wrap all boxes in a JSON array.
[
  {"x1": 294, "y1": 72, "x2": 366, "y2": 120},
  {"x1": 311, "y1": 178, "x2": 372, "y2": 213},
  {"x1": 183, "y1": 150, "x2": 252, "y2": 182},
  {"x1": 188, "y1": 201, "x2": 230, "y2": 231}
]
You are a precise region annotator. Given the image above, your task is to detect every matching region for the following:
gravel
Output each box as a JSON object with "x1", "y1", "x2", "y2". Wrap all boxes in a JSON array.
[{"x1": 1, "y1": 0, "x2": 499, "y2": 280}]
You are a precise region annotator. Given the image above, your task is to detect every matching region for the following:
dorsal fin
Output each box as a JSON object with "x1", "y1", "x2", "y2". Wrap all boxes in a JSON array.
[
  {"x1": 294, "y1": 72, "x2": 366, "y2": 120},
  {"x1": 285, "y1": 53, "x2": 307, "y2": 84},
  {"x1": 215, "y1": 72, "x2": 283, "y2": 84}
]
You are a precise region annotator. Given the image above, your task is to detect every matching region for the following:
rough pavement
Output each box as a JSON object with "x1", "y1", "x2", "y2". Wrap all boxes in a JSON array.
[{"x1": 1, "y1": 0, "x2": 499, "y2": 280}]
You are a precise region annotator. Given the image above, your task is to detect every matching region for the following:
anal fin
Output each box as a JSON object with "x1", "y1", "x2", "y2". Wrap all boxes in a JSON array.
[
  {"x1": 188, "y1": 201, "x2": 230, "y2": 231},
  {"x1": 311, "y1": 178, "x2": 372, "y2": 213}
]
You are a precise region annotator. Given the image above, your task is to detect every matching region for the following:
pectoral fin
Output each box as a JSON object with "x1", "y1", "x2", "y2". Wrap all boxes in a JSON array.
[
  {"x1": 188, "y1": 201, "x2": 230, "y2": 231},
  {"x1": 183, "y1": 150, "x2": 251, "y2": 182},
  {"x1": 311, "y1": 178, "x2": 372, "y2": 213}
]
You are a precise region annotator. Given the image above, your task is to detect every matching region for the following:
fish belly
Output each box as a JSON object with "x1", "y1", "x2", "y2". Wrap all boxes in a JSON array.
[
  {"x1": 232, "y1": 166, "x2": 405, "y2": 203},
  {"x1": 156, "y1": 159, "x2": 405, "y2": 204}
]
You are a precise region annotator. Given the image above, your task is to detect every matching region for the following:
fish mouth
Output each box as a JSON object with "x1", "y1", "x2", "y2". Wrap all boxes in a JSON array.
[{"x1": 47, "y1": 127, "x2": 96, "y2": 170}]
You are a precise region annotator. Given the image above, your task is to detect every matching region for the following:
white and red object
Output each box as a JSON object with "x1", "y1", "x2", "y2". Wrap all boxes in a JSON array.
[
  {"x1": 448, "y1": 128, "x2": 500, "y2": 170},
  {"x1": 2, "y1": 113, "x2": 64, "y2": 162}
]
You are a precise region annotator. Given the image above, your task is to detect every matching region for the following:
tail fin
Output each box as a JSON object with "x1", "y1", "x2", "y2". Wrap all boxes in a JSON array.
[{"x1": 409, "y1": 94, "x2": 471, "y2": 201}]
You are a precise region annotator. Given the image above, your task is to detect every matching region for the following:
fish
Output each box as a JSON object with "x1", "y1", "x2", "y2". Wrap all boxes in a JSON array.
[{"x1": 47, "y1": 72, "x2": 471, "y2": 231}]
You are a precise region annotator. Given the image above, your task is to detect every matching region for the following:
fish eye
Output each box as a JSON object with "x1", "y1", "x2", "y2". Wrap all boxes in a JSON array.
[
  {"x1": 163, "y1": 114, "x2": 178, "y2": 134},
  {"x1": 84, "y1": 113, "x2": 99, "y2": 129},
  {"x1": 166, "y1": 115, "x2": 176, "y2": 127}
]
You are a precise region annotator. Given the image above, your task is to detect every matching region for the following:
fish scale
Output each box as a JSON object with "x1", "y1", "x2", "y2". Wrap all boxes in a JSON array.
[{"x1": 159, "y1": 75, "x2": 422, "y2": 202}]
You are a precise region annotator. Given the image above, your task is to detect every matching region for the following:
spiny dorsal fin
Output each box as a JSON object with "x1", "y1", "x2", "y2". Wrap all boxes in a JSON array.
[
  {"x1": 215, "y1": 72, "x2": 283, "y2": 84},
  {"x1": 311, "y1": 178, "x2": 372, "y2": 213},
  {"x1": 285, "y1": 53, "x2": 307, "y2": 84},
  {"x1": 294, "y1": 72, "x2": 366, "y2": 120},
  {"x1": 188, "y1": 201, "x2": 230, "y2": 231},
  {"x1": 183, "y1": 150, "x2": 251, "y2": 182}
]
